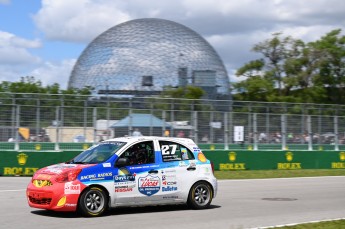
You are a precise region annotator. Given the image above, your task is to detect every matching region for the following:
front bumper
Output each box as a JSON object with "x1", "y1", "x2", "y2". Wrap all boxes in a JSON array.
[{"x1": 27, "y1": 181, "x2": 83, "y2": 212}]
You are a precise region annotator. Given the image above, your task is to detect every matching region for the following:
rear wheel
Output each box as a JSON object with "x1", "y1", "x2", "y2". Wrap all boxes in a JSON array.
[
  {"x1": 187, "y1": 181, "x2": 213, "y2": 209},
  {"x1": 78, "y1": 187, "x2": 108, "y2": 217}
]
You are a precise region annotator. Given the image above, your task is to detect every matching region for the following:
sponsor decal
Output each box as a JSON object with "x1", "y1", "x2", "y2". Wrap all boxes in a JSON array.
[
  {"x1": 64, "y1": 183, "x2": 80, "y2": 194},
  {"x1": 115, "y1": 188, "x2": 133, "y2": 192},
  {"x1": 3, "y1": 167, "x2": 38, "y2": 175},
  {"x1": 80, "y1": 172, "x2": 113, "y2": 181},
  {"x1": 17, "y1": 153, "x2": 28, "y2": 165},
  {"x1": 189, "y1": 160, "x2": 196, "y2": 167},
  {"x1": 331, "y1": 152, "x2": 345, "y2": 169},
  {"x1": 219, "y1": 151, "x2": 246, "y2": 170},
  {"x1": 228, "y1": 152, "x2": 236, "y2": 162},
  {"x1": 114, "y1": 174, "x2": 136, "y2": 192},
  {"x1": 277, "y1": 152, "x2": 302, "y2": 170},
  {"x1": 46, "y1": 164, "x2": 77, "y2": 174},
  {"x1": 114, "y1": 174, "x2": 135, "y2": 182},
  {"x1": 193, "y1": 147, "x2": 201, "y2": 152},
  {"x1": 102, "y1": 163, "x2": 111, "y2": 167},
  {"x1": 97, "y1": 172, "x2": 112, "y2": 178},
  {"x1": 80, "y1": 174, "x2": 96, "y2": 180},
  {"x1": 179, "y1": 161, "x2": 188, "y2": 167},
  {"x1": 163, "y1": 196, "x2": 178, "y2": 199},
  {"x1": 65, "y1": 203, "x2": 77, "y2": 207},
  {"x1": 161, "y1": 144, "x2": 180, "y2": 161},
  {"x1": 219, "y1": 163, "x2": 246, "y2": 170},
  {"x1": 162, "y1": 186, "x2": 177, "y2": 192},
  {"x1": 36, "y1": 174, "x2": 52, "y2": 180},
  {"x1": 3, "y1": 153, "x2": 38, "y2": 175},
  {"x1": 197, "y1": 152, "x2": 207, "y2": 163},
  {"x1": 161, "y1": 169, "x2": 176, "y2": 174},
  {"x1": 162, "y1": 181, "x2": 177, "y2": 186},
  {"x1": 138, "y1": 174, "x2": 160, "y2": 196}
]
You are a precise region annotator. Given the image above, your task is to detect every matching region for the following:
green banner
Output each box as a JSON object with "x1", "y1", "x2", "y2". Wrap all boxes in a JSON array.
[
  {"x1": 1, "y1": 150, "x2": 345, "y2": 176},
  {"x1": 203, "y1": 150, "x2": 345, "y2": 170},
  {"x1": 0, "y1": 151, "x2": 80, "y2": 176}
]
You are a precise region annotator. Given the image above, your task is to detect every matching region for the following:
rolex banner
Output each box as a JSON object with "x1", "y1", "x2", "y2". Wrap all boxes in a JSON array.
[
  {"x1": 0, "y1": 150, "x2": 345, "y2": 176},
  {"x1": 0, "y1": 151, "x2": 80, "y2": 176},
  {"x1": 203, "y1": 150, "x2": 345, "y2": 171}
]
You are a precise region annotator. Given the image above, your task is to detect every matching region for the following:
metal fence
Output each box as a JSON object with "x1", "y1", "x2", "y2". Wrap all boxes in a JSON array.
[{"x1": 1, "y1": 92, "x2": 345, "y2": 151}]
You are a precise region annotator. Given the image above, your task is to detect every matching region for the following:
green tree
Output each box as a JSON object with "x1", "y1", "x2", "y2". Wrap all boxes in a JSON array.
[
  {"x1": 309, "y1": 29, "x2": 345, "y2": 104},
  {"x1": 234, "y1": 30, "x2": 345, "y2": 104}
]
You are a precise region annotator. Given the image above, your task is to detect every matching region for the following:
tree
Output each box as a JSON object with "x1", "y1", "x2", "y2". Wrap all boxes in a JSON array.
[{"x1": 234, "y1": 29, "x2": 345, "y2": 104}]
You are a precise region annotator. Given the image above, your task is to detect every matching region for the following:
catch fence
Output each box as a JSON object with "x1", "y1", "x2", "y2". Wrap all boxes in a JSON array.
[{"x1": 0, "y1": 92, "x2": 344, "y2": 151}]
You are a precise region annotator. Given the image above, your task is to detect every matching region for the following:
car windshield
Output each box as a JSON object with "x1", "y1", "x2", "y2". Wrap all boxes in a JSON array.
[{"x1": 68, "y1": 141, "x2": 126, "y2": 164}]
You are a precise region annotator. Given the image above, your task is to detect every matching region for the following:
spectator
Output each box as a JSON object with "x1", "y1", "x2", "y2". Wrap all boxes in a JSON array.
[
  {"x1": 177, "y1": 130, "x2": 185, "y2": 138},
  {"x1": 201, "y1": 134, "x2": 209, "y2": 143},
  {"x1": 132, "y1": 128, "x2": 143, "y2": 137}
]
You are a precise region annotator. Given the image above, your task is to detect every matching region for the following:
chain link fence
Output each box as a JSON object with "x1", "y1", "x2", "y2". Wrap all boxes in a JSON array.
[{"x1": 1, "y1": 92, "x2": 344, "y2": 150}]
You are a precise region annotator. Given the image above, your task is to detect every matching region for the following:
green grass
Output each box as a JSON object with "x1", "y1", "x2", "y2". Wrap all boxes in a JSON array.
[
  {"x1": 214, "y1": 169, "x2": 345, "y2": 228},
  {"x1": 270, "y1": 219, "x2": 345, "y2": 228},
  {"x1": 214, "y1": 169, "x2": 345, "y2": 180}
]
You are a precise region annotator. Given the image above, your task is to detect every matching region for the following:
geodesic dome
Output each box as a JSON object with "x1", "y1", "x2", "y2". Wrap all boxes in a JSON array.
[{"x1": 68, "y1": 18, "x2": 230, "y2": 97}]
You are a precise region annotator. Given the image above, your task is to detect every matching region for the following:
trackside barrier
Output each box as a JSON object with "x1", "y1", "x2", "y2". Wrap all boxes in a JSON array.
[{"x1": 1, "y1": 150, "x2": 345, "y2": 176}]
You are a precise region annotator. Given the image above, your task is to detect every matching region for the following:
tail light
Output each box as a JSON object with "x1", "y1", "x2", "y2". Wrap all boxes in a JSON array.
[
  {"x1": 211, "y1": 161, "x2": 215, "y2": 174},
  {"x1": 55, "y1": 169, "x2": 82, "y2": 183}
]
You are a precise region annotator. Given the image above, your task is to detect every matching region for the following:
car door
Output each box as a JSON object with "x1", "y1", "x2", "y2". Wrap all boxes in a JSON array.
[
  {"x1": 157, "y1": 140, "x2": 197, "y2": 200},
  {"x1": 113, "y1": 140, "x2": 161, "y2": 205}
]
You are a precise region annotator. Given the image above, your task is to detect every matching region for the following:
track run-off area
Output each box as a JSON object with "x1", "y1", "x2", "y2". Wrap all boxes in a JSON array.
[{"x1": 1, "y1": 176, "x2": 344, "y2": 229}]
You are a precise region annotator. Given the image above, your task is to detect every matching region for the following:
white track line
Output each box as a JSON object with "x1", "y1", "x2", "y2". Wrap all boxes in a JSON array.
[
  {"x1": 0, "y1": 189, "x2": 26, "y2": 192},
  {"x1": 252, "y1": 218, "x2": 345, "y2": 229}
]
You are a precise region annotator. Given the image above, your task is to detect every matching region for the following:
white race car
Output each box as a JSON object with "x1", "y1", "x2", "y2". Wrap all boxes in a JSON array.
[{"x1": 27, "y1": 136, "x2": 217, "y2": 216}]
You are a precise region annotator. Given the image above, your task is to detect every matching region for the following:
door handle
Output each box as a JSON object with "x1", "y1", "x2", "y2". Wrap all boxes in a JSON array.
[
  {"x1": 187, "y1": 167, "x2": 196, "y2": 171},
  {"x1": 148, "y1": 170, "x2": 158, "y2": 174}
]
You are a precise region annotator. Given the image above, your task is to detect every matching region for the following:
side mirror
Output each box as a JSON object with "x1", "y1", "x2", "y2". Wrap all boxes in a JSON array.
[{"x1": 116, "y1": 158, "x2": 129, "y2": 167}]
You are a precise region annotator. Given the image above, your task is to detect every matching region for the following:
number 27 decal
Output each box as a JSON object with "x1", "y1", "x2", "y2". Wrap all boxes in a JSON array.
[{"x1": 161, "y1": 145, "x2": 177, "y2": 155}]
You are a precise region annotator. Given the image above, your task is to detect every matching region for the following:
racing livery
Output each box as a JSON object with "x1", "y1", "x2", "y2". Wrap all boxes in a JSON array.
[{"x1": 27, "y1": 137, "x2": 217, "y2": 216}]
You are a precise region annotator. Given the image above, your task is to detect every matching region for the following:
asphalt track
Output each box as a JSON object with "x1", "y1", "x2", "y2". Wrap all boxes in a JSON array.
[{"x1": 1, "y1": 176, "x2": 345, "y2": 229}]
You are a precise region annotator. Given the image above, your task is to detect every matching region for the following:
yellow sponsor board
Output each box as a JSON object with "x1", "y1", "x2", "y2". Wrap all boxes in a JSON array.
[
  {"x1": 219, "y1": 151, "x2": 246, "y2": 170},
  {"x1": 331, "y1": 162, "x2": 345, "y2": 169},
  {"x1": 219, "y1": 163, "x2": 246, "y2": 170},
  {"x1": 331, "y1": 152, "x2": 345, "y2": 169},
  {"x1": 277, "y1": 163, "x2": 302, "y2": 170},
  {"x1": 277, "y1": 152, "x2": 302, "y2": 170},
  {"x1": 3, "y1": 167, "x2": 38, "y2": 175}
]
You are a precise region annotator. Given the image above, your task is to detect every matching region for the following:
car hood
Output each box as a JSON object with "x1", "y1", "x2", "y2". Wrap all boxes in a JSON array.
[{"x1": 35, "y1": 163, "x2": 94, "y2": 176}]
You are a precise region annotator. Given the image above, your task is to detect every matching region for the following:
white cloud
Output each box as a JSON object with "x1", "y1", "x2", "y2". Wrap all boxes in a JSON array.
[
  {"x1": 0, "y1": 0, "x2": 10, "y2": 4},
  {"x1": 6, "y1": 0, "x2": 344, "y2": 90},
  {"x1": 0, "y1": 31, "x2": 41, "y2": 65},
  {"x1": 33, "y1": 0, "x2": 131, "y2": 42},
  {"x1": 28, "y1": 59, "x2": 76, "y2": 89}
]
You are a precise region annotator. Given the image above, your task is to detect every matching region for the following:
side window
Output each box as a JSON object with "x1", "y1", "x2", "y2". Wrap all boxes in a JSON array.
[
  {"x1": 118, "y1": 141, "x2": 155, "y2": 165},
  {"x1": 159, "y1": 141, "x2": 194, "y2": 162}
]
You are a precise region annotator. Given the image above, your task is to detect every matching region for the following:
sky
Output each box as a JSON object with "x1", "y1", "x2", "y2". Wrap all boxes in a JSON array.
[{"x1": 0, "y1": 0, "x2": 344, "y2": 89}]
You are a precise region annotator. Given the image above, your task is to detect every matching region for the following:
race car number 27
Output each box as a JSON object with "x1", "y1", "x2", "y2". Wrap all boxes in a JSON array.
[{"x1": 161, "y1": 145, "x2": 177, "y2": 155}]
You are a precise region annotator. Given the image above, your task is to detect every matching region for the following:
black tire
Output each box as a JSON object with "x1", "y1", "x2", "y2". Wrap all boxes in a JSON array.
[
  {"x1": 78, "y1": 187, "x2": 108, "y2": 217},
  {"x1": 187, "y1": 181, "x2": 213, "y2": 209}
]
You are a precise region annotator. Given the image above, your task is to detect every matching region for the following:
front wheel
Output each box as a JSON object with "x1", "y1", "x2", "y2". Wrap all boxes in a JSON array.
[
  {"x1": 78, "y1": 187, "x2": 108, "y2": 217},
  {"x1": 187, "y1": 181, "x2": 213, "y2": 209}
]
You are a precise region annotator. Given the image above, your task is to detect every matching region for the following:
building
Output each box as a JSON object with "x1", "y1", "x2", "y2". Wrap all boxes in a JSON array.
[{"x1": 68, "y1": 18, "x2": 230, "y2": 99}]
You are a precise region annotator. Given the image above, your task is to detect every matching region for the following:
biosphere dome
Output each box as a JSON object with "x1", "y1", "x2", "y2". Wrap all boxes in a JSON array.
[{"x1": 68, "y1": 18, "x2": 230, "y2": 98}]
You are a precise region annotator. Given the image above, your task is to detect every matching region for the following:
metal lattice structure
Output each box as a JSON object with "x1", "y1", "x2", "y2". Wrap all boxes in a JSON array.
[{"x1": 68, "y1": 18, "x2": 230, "y2": 99}]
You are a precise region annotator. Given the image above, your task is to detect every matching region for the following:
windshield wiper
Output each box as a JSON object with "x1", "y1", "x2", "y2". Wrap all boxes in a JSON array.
[{"x1": 66, "y1": 160, "x2": 89, "y2": 164}]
